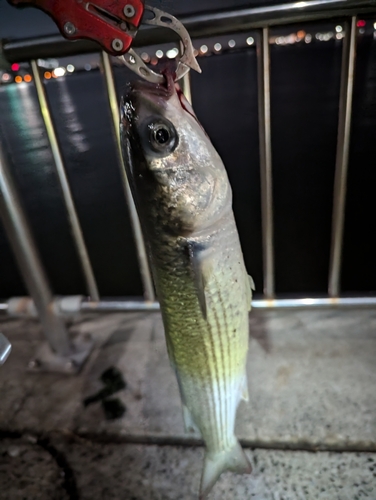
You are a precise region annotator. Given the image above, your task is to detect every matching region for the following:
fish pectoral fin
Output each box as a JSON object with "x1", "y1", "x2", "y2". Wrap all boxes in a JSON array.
[
  {"x1": 185, "y1": 239, "x2": 214, "y2": 321},
  {"x1": 182, "y1": 405, "x2": 201, "y2": 435},
  {"x1": 199, "y1": 441, "x2": 252, "y2": 499}
]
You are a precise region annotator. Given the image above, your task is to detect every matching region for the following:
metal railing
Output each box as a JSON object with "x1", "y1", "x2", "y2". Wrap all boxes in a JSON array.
[{"x1": 1, "y1": 0, "x2": 376, "y2": 365}]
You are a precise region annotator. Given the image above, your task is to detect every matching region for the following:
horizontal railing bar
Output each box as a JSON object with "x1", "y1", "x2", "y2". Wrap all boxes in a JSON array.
[
  {"x1": 80, "y1": 297, "x2": 376, "y2": 311},
  {"x1": 2, "y1": 296, "x2": 376, "y2": 317},
  {"x1": 2, "y1": 1, "x2": 376, "y2": 63}
]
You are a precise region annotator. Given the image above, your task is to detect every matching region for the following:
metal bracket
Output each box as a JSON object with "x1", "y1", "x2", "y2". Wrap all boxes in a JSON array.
[{"x1": 28, "y1": 332, "x2": 94, "y2": 374}]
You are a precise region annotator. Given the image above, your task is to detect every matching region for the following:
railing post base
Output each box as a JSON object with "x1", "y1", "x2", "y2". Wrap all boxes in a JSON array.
[{"x1": 28, "y1": 332, "x2": 94, "y2": 374}]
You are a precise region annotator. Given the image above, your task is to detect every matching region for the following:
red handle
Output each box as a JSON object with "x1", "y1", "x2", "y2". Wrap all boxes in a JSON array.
[{"x1": 9, "y1": 0, "x2": 145, "y2": 56}]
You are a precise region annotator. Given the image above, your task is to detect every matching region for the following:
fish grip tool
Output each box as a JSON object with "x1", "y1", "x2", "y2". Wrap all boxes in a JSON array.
[{"x1": 8, "y1": 0, "x2": 201, "y2": 82}]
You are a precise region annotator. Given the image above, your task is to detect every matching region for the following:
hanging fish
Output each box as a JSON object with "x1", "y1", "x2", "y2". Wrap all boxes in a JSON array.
[{"x1": 120, "y1": 75, "x2": 254, "y2": 499}]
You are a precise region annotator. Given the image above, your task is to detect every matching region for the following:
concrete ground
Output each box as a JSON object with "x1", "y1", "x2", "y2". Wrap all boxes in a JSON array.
[{"x1": 0, "y1": 309, "x2": 375, "y2": 499}]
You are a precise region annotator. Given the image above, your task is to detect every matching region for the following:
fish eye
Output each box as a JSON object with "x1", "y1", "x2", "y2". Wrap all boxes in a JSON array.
[
  {"x1": 154, "y1": 126, "x2": 170, "y2": 145},
  {"x1": 148, "y1": 120, "x2": 178, "y2": 154}
]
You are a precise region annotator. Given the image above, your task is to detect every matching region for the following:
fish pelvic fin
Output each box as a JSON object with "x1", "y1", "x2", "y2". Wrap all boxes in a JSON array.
[{"x1": 199, "y1": 441, "x2": 252, "y2": 499}]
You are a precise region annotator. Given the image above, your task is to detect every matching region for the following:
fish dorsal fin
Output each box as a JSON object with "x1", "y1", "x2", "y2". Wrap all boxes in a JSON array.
[
  {"x1": 249, "y1": 275, "x2": 256, "y2": 291},
  {"x1": 246, "y1": 274, "x2": 255, "y2": 311},
  {"x1": 185, "y1": 239, "x2": 213, "y2": 320}
]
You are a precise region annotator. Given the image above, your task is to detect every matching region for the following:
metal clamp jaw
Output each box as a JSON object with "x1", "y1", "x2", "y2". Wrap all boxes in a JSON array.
[
  {"x1": 8, "y1": 0, "x2": 201, "y2": 82},
  {"x1": 121, "y1": 5, "x2": 201, "y2": 84}
]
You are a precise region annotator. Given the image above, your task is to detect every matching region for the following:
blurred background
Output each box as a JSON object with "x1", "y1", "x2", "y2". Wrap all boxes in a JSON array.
[{"x1": 0, "y1": 0, "x2": 375, "y2": 300}]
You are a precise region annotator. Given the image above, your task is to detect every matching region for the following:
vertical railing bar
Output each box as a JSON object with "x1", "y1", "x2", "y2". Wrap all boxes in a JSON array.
[
  {"x1": 328, "y1": 16, "x2": 357, "y2": 297},
  {"x1": 0, "y1": 144, "x2": 71, "y2": 356},
  {"x1": 30, "y1": 60, "x2": 100, "y2": 302},
  {"x1": 257, "y1": 27, "x2": 275, "y2": 299},
  {"x1": 101, "y1": 52, "x2": 155, "y2": 302}
]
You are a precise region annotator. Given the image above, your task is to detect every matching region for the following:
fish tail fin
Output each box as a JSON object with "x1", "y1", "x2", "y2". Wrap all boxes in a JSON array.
[{"x1": 199, "y1": 441, "x2": 252, "y2": 499}]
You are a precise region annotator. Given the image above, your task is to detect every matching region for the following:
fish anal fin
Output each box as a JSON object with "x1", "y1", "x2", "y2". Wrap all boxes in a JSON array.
[
  {"x1": 199, "y1": 441, "x2": 252, "y2": 499},
  {"x1": 241, "y1": 375, "x2": 249, "y2": 402},
  {"x1": 183, "y1": 404, "x2": 201, "y2": 435}
]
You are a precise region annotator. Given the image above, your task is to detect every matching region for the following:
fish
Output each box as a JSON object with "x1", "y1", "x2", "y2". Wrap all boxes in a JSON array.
[{"x1": 120, "y1": 74, "x2": 254, "y2": 499}]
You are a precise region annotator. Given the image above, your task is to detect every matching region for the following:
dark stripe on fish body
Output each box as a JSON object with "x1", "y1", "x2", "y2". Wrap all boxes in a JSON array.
[
  {"x1": 206, "y1": 295, "x2": 226, "y2": 450},
  {"x1": 217, "y1": 277, "x2": 232, "y2": 449},
  {"x1": 197, "y1": 302, "x2": 220, "y2": 448},
  {"x1": 210, "y1": 293, "x2": 227, "y2": 449}
]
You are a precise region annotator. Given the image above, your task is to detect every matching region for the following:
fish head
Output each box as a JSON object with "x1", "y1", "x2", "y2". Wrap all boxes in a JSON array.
[{"x1": 120, "y1": 75, "x2": 231, "y2": 236}]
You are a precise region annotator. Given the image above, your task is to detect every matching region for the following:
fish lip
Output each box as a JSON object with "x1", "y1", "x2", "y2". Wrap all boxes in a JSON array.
[{"x1": 122, "y1": 74, "x2": 174, "y2": 107}]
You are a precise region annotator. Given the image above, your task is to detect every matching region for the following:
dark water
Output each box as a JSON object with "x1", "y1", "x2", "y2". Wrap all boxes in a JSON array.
[{"x1": 0, "y1": 23, "x2": 376, "y2": 298}]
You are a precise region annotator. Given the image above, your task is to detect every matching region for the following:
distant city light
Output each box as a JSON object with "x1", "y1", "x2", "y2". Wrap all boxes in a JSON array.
[
  {"x1": 214, "y1": 43, "x2": 222, "y2": 52},
  {"x1": 15, "y1": 76, "x2": 22, "y2": 83},
  {"x1": 305, "y1": 34, "x2": 312, "y2": 43},
  {"x1": 357, "y1": 20, "x2": 366, "y2": 28},
  {"x1": 335, "y1": 25, "x2": 343, "y2": 33},
  {"x1": 44, "y1": 71, "x2": 52, "y2": 79},
  {"x1": 1, "y1": 73, "x2": 10, "y2": 82},
  {"x1": 53, "y1": 67, "x2": 66, "y2": 77},
  {"x1": 150, "y1": 57, "x2": 158, "y2": 66},
  {"x1": 24, "y1": 74, "x2": 32, "y2": 83},
  {"x1": 66, "y1": 64, "x2": 75, "y2": 72},
  {"x1": 141, "y1": 52, "x2": 150, "y2": 62},
  {"x1": 374, "y1": 22, "x2": 376, "y2": 30},
  {"x1": 84, "y1": 63, "x2": 91, "y2": 71},
  {"x1": 359, "y1": 28, "x2": 366, "y2": 35},
  {"x1": 315, "y1": 32, "x2": 333, "y2": 41},
  {"x1": 200, "y1": 44, "x2": 208, "y2": 54},
  {"x1": 11, "y1": 63, "x2": 20, "y2": 72},
  {"x1": 156, "y1": 50, "x2": 164, "y2": 58},
  {"x1": 228, "y1": 39, "x2": 236, "y2": 48},
  {"x1": 297, "y1": 30, "x2": 306, "y2": 39},
  {"x1": 336, "y1": 33, "x2": 344, "y2": 40},
  {"x1": 166, "y1": 48, "x2": 179, "y2": 59},
  {"x1": 246, "y1": 36, "x2": 254, "y2": 45}
]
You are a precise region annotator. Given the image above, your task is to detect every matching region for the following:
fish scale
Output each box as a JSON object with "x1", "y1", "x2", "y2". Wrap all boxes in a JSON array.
[{"x1": 152, "y1": 213, "x2": 249, "y2": 452}]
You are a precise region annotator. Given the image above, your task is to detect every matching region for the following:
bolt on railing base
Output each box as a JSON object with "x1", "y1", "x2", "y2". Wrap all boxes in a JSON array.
[{"x1": 28, "y1": 332, "x2": 94, "y2": 374}]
